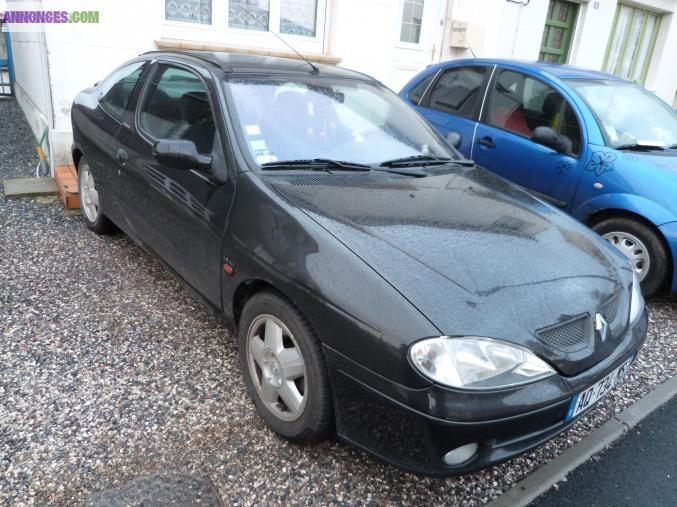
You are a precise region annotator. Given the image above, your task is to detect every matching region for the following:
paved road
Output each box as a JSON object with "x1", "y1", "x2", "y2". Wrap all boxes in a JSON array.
[{"x1": 531, "y1": 396, "x2": 677, "y2": 507}]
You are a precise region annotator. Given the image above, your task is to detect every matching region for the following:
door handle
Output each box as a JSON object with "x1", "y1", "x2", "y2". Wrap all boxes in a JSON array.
[
  {"x1": 116, "y1": 148, "x2": 128, "y2": 165},
  {"x1": 476, "y1": 137, "x2": 496, "y2": 149}
]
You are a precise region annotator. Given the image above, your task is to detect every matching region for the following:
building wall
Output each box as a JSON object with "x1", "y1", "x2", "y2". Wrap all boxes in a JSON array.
[
  {"x1": 7, "y1": 30, "x2": 52, "y2": 161},
  {"x1": 440, "y1": 0, "x2": 677, "y2": 103},
  {"x1": 7, "y1": 0, "x2": 677, "y2": 170}
]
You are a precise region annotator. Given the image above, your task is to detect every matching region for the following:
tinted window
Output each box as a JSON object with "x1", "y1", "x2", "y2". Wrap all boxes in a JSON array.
[
  {"x1": 138, "y1": 65, "x2": 216, "y2": 155},
  {"x1": 99, "y1": 62, "x2": 145, "y2": 120},
  {"x1": 427, "y1": 67, "x2": 486, "y2": 119},
  {"x1": 488, "y1": 70, "x2": 582, "y2": 155},
  {"x1": 408, "y1": 73, "x2": 435, "y2": 104}
]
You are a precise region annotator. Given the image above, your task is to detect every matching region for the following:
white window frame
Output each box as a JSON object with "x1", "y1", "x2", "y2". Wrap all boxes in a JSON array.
[
  {"x1": 161, "y1": 0, "x2": 328, "y2": 54},
  {"x1": 396, "y1": 0, "x2": 426, "y2": 49}
]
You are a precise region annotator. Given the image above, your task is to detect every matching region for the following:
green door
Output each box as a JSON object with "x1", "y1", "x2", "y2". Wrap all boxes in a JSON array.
[{"x1": 539, "y1": 0, "x2": 579, "y2": 63}]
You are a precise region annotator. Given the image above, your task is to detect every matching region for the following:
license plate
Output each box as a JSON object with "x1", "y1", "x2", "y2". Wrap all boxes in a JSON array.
[{"x1": 566, "y1": 357, "x2": 634, "y2": 422}]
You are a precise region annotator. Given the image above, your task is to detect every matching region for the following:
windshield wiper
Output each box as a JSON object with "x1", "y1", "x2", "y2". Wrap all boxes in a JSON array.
[
  {"x1": 379, "y1": 154, "x2": 474, "y2": 168},
  {"x1": 261, "y1": 158, "x2": 372, "y2": 171},
  {"x1": 615, "y1": 143, "x2": 668, "y2": 151},
  {"x1": 261, "y1": 158, "x2": 428, "y2": 177}
]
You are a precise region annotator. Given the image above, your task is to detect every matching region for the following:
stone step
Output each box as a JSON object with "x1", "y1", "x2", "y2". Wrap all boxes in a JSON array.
[{"x1": 2, "y1": 177, "x2": 58, "y2": 198}]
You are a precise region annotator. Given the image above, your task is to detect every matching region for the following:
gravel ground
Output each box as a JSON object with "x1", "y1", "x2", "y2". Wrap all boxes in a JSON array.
[{"x1": 1, "y1": 97, "x2": 676, "y2": 505}]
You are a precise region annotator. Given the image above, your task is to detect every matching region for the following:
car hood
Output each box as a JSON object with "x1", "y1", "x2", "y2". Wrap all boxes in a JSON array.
[
  {"x1": 271, "y1": 167, "x2": 631, "y2": 375},
  {"x1": 620, "y1": 150, "x2": 677, "y2": 173}
]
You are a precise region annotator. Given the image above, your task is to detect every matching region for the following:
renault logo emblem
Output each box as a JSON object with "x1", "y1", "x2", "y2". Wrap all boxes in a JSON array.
[{"x1": 595, "y1": 313, "x2": 608, "y2": 342}]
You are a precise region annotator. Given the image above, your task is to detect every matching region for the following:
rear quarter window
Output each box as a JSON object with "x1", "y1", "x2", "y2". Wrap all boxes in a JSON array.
[
  {"x1": 98, "y1": 62, "x2": 146, "y2": 121},
  {"x1": 408, "y1": 73, "x2": 435, "y2": 104}
]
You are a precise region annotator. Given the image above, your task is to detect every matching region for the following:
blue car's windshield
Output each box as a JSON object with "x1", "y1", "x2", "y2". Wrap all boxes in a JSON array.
[
  {"x1": 223, "y1": 76, "x2": 459, "y2": 166},
  {"x1": 567, "y1": 79, "x2": 677, "y2": 149}
]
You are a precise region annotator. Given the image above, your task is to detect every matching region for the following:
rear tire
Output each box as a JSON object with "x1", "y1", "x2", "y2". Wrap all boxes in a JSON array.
[
  {"x1": 78, "y1": 157, "x2": 115, "y2": 235},
  {"x1": 238, "y1": 291, "x2": 333, "y2": 443},
  {"x1": 593, "y1": 217, "x2": 670, "y2": 297}
]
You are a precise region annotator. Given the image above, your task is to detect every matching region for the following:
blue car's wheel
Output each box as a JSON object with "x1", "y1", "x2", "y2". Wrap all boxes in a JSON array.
[{"x1": 594, "y1": 217, "x2": 670, "y2": 297}]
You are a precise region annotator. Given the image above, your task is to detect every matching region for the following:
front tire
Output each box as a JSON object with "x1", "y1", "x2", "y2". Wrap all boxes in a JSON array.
[
  {"x1": 238, "y1": 291, "x2": 333, "y2": 442},
  {"x1": 593, "y1": 217, "x2": 670, "y2": 297},
  {"x1": 78, "y1": 157, "x2": 115, "y2": 235}
]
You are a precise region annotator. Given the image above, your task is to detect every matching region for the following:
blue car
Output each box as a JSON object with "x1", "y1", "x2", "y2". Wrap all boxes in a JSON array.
[{"x1": 401, "y1": 59, "x2": 677, "y2": 297}]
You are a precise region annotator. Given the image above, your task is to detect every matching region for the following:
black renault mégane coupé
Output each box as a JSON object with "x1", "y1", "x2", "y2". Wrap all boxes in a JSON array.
[{"x1": 71, "y1": 51, "x2": 647, "y2": 475}]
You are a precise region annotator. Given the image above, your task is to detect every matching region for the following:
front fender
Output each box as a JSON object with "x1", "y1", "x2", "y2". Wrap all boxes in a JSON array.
[
  {"x1": 659, "y1": 222, "x2": 677, "y2": 292},
  {"x1": 572, "y1": 192, "x2": 677, "y2": 228}
]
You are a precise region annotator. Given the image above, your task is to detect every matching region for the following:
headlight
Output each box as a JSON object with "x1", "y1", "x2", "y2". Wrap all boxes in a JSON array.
[
  {"x1": 629, "y1": 271, "x2": 645, "y2": 324},
  {"x1": 409, "y1": 337, "x2": 555, "y2": 390}
]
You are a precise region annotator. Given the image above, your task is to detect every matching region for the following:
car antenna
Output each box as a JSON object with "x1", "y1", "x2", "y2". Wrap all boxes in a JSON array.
[
  {"x1": 243, "y1": 10, "x2": 319, "y2": 73},
  {"x1": 269, "y1": 29, "x2": 320, "y2": 73}
]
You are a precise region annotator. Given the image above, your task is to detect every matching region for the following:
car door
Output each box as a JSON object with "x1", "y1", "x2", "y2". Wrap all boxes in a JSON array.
[
  {"x1": 472, "y1": 68, "x2": 586, "y2": 209},
  {"x1": 413, "y1": 64, "x2": 492, "y2": 158},
  {"x1": 115, "y1": 61, "x2": 235, "y2": 306}
]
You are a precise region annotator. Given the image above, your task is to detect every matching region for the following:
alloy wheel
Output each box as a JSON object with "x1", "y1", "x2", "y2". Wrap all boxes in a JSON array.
[
  {"x1": 246, "y1": 314, "x2": 307, "y2": 421},
  {"x1": 79, "y1": 164, "x2": 100, "y2": 222}
]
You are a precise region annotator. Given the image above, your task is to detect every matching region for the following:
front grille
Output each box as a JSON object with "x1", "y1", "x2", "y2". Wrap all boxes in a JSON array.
[
  {"x1": 602, "y1": 296, "x2": 619, "y2": 323},
  {"x1": 537, "y1": 314, "x2": 589, "y2": 351}
]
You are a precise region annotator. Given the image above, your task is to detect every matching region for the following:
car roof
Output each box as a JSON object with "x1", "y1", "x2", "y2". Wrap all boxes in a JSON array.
[
  {"x1": 141, "y1": 50, "x2": 376, "y2": 81},
  {"x1": 431, "y1": 58, "x2": 628, "y2": 82}
]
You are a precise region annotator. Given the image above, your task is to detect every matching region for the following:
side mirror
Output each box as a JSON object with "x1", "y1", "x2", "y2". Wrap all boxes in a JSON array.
[
  {"x1": 531, "y1": 126, "x2": 572, "y2": 155},
  {"x1": 446, "y1": 131, "x2": 462, "y2": 149},
  {"x1": 153, "y1": 139, "x2": 212, "y2": 171}
]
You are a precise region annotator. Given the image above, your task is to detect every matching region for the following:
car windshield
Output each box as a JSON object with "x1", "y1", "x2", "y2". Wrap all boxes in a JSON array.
[
  {"x1": 223, "y1": 76, "x2": 458, "y2": 166},
  {"x1": 567, "y1": 79, "x2": 677, "y2": 149}
]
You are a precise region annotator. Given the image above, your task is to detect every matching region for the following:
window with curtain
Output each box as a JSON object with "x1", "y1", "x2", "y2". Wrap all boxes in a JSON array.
[
  {"x1": 400, "y1": 0, "x2": 425, "y2": 44},
  {"x1": 280, "y1": 0, "x2": 318, "y2": 37},
  {"x1": 165, "y1": 0, "x2": 212, "y2": 24},
  {"x1": 164, "y1": 0, "x2": 323, "y2": 40},
  {"x1": 229, "y1": 0, "x2": 270, "y2": 31},
  {"x1": 603, "y1": 4, "x2": 661, "y2": 84},
  {"x1": 228, "y1": 0, "x2": 318, "y2": 36}
]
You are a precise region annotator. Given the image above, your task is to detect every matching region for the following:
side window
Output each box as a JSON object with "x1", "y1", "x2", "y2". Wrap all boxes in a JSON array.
[
  {"x1": 99, "y1": 62, "x2": 145, "y2": 120},
  {"x1": 408, "y1": 73, "x2": 435, "y2": 105},
  {"x1": 138, "y1": 65, "x2": 216, "y2": 155},
  {"x1": 488, "y1": 70, "x2": 581, "y2": 156},
  {"x1": 427, "y1": 67, "x2": 487, "y2": 119}
]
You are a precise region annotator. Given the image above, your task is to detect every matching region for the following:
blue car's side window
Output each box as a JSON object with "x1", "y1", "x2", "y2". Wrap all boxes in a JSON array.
[
  {"x1": 427, "y1": 67, "x2": 487, "y2": 120},
  {"x1": 486, "y1": 70, "x2": 582, "y2": 157},
  {"x1": 408, "y1": 73, "x2": 436, "y2": 105}
]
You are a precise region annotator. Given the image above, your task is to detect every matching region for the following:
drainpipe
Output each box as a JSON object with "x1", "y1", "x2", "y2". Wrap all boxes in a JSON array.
[
  {"x1": 438, "y1": 0, "x2": 454, "y2": 62},
  {"x1": 509, "y1": 0, "x2": 527, "y2": 58},
  {"x1": 40, "y1": 28, "x2": 57, "y2": 175}
]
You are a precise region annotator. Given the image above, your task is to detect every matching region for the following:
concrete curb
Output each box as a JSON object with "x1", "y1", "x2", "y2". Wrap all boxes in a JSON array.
[{"x1": 487, "y1": 375, "x2": 677, "y2": 507}]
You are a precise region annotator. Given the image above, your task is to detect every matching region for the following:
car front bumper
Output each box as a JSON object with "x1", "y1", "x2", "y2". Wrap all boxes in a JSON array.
[{"x1": 324, "y1": 310, "x2": 648, "y2": 476}]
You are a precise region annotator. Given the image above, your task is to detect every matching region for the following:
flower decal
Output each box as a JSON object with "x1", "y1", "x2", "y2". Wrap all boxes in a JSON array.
[
  {"x1": 556, "y1": 159, "x2": 574, "y2": 175},
  {"x1": 585, "y1": 151, "x2": 617, "y2": 176}
]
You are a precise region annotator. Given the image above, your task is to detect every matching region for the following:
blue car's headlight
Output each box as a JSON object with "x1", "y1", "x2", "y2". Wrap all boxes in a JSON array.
[
  {"x1": 629, "y1": 271, "x2": 645, "y2": 325},
  {"x1": 409, "y1": 337, "x2": 555, "y2": 390}
]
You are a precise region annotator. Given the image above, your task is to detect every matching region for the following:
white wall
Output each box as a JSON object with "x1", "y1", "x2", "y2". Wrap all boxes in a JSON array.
[
  {"x1": 8, "y1": 30, "x2": 52, "y2": 155},
  {"x1": 43, "y1": 2, "x2": 160, "y2": 165},
  {"x1": 329, "y1": 0, "x2": 445, "y2": 91}
]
